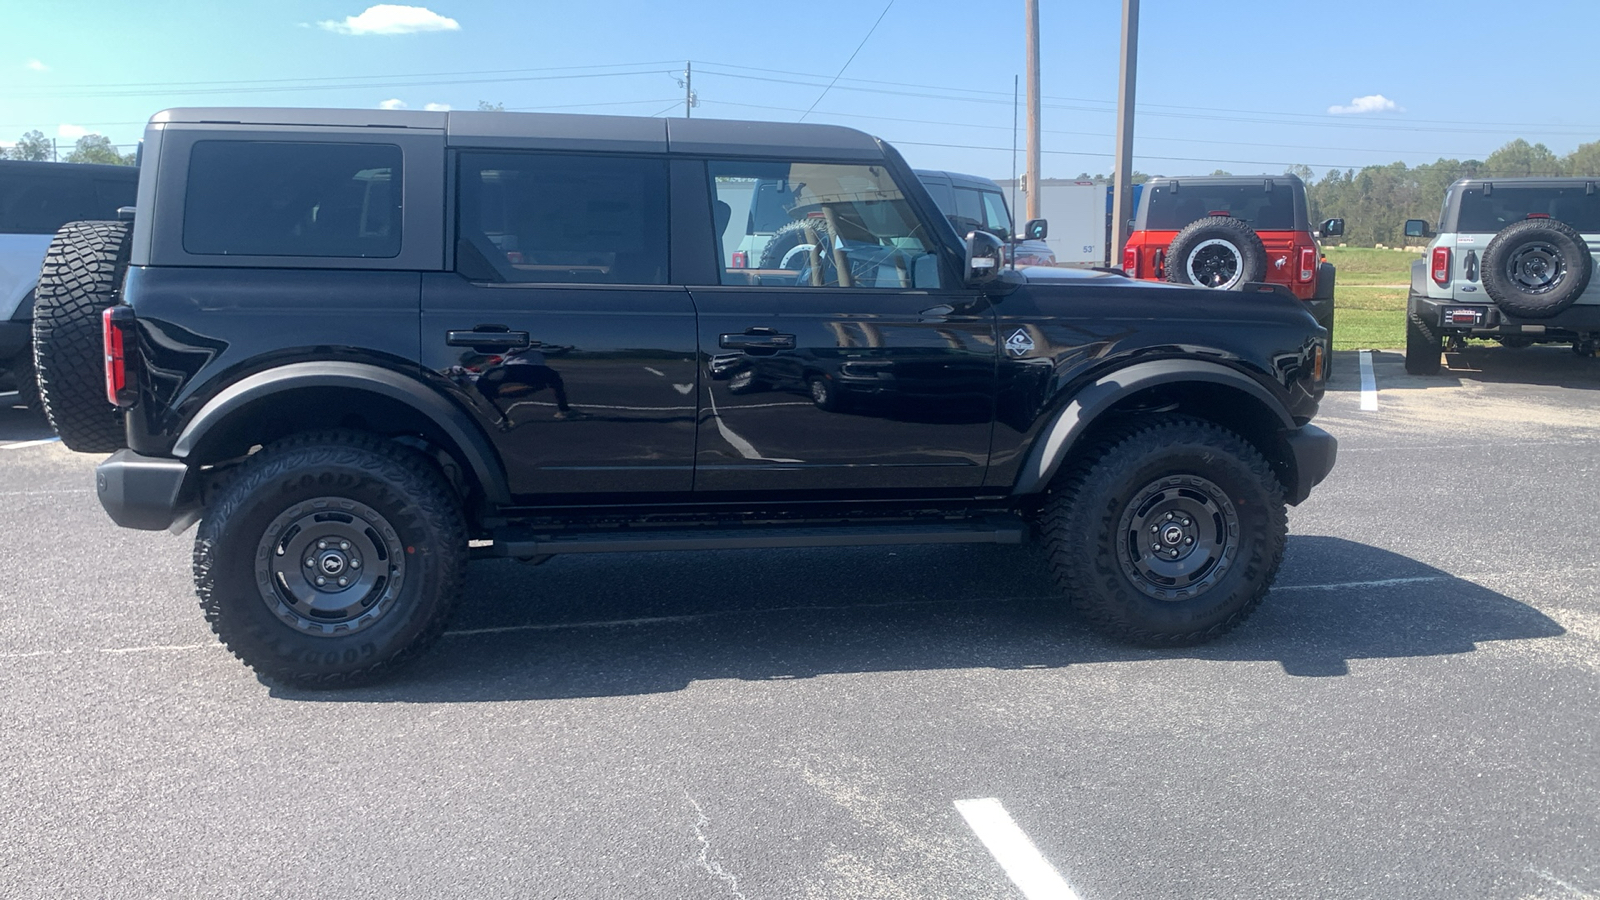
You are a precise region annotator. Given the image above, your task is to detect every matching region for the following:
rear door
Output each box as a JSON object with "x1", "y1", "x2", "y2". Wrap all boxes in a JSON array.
[
  {"x1": 420, "y1": 150, "x2": 699, "y2": 502},
  {"x1": 692, "y1": 157, "x2": 996, "y2": 495}
]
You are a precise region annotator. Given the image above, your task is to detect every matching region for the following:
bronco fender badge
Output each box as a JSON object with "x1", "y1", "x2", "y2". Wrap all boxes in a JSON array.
[{"x1": 1005, "y1": 329, "x2": 1035, "y2": 356}]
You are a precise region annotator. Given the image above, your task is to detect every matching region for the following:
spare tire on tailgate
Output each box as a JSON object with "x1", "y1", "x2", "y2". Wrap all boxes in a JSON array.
[
  {"x1": 32, "y1": 220, "x2": 131, "y2": 452},
  {"x1": 1165, "y1": 216, "x2": 1268, "y2": 290},
  {"x1": 1481, "y1": 217, "x2": 1593, "y2": 319}
]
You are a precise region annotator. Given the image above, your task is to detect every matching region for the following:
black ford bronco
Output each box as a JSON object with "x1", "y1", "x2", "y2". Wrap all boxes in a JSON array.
[{"x1": 48, "y1": 108, "x2": 1335, "y2": 686}]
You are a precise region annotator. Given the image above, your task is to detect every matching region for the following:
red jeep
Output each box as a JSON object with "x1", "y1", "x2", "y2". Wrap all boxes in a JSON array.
[{"x1": 1122, "y1": 175, "x2": 1342, "y2": 341}]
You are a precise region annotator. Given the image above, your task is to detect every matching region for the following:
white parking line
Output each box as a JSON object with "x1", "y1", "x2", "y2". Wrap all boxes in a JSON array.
[
  {"x1": 1, "y1": 437, "x2": 61, "y2": 450},
  {"x1": 955, "y1": 798, "x2": 1081, "y2": 900},
  {"x1": 1359, "y1": 350, "x2": 1378, "y2": 411}
]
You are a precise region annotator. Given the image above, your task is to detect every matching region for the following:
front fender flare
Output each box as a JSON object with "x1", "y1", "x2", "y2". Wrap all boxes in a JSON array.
[
  {"x1": 172, "y1": 361, "x2": 510, "y2": 505},
  {"x1": 1011, "y1": 359, "x2": 1293, "y2": 495}
]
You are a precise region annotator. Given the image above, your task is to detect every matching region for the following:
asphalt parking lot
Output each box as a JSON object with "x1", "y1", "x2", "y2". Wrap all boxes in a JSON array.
[{"x1": 1, "y1": 346, "x2": 1596, "y2": 900}]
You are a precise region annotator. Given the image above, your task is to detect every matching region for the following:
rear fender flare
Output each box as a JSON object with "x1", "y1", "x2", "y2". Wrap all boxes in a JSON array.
[
  {"x1": 172, "y1": 361, "x2": 510, "y2": 506},
  {"x1": 1012, "y1": 359, "x2": 1293, "y2": 495}
]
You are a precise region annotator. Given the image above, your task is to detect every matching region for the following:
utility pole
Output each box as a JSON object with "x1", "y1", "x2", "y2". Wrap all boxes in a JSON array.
[
  {"x1": 1110, "y1": 0, "x2": 1140, "y2": 263},
  {"x1": 683, "y1": 61, "x2": 695, "y2": 118},
  {"x1": 1024, "y1": 0, "x2": 1041, "y2": 221}
]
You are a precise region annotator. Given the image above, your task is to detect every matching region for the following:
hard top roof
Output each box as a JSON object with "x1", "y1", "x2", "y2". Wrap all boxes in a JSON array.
[
  {"x1": 1142, "y1": 174, "x2": 1305, "y2": 189},
  {"x1": 149, "y1": 108, "x2": 885, "y2": 159},
  {"x1": 1447, "y1": 176, "x2": 1599, "y2": 188}
]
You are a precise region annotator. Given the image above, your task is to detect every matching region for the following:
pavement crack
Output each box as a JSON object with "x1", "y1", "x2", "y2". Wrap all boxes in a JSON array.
[{"x1": 687, "y1": 792, "x2": 748, "y2": 900}]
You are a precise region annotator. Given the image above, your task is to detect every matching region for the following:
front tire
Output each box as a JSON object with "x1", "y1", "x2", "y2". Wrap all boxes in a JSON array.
[
  {"x1": 193, "y1": 431, "x2": 467, "y2": 688},
  {"x1": 1040, "y1": 417, "x2": 1286, "y2": 645}
]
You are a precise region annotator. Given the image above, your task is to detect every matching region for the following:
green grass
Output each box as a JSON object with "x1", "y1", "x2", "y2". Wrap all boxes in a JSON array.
[{"x1": 1324, "y1": 247, "x2": 1418, "y2": 349}]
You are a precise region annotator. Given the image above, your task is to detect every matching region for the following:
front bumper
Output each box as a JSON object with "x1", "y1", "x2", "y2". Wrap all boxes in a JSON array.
[
  {"x1": 96, "y1": 449, "x2": 199, "y2": 531},
  {"x1": 1412, "y1": 295, "x2": 1600, "y2": 335},
  {"x1": 1285, "y1": 424, "x2": 1337, "y2": 505}
]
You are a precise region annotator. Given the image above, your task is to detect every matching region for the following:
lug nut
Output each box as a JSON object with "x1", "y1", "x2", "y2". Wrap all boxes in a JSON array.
[
  {"x1": 1150, "y1": 525, "x2": 1159, "y2": 533},
  {"x1": 305, "y1": 558, "x2": 315, "y2": 567},
  {"x1": 1185, "y1": 537, "x2": 1194, "y2": 546},
  {"x1": 315, "y1": 576, "x2": 326, "y2": 585},
  {"x1": 340, "y1": 541, "x2": 350, "y2": 551},
  {"x1": 338, "y1": 577, "x2": 348, "y2": 587},
  {"x1": 349, "y1": 559, "x2": 360, "y2": 569},
  {"x1": 318, "y1": 541, "x2": 327, "y2": 549},
  {"x1": 1151, "y1": 543, "x2": 1160, "y2": 551}
]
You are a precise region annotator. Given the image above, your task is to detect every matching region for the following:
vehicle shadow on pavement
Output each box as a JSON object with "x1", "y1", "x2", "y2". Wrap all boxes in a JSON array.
[
  {"x1": 1341, "y1": 346, "x2": 1600, "y2": 391},
  {"x1": 0, "y1": 401, "x2": 55, "y2": 442},
  {"x1": 269, "y1": 535, "x2": 1564, "y2": 702}
]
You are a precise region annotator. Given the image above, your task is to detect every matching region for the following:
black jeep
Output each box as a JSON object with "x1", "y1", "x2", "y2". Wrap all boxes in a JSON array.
[{"x1": 43, "y1": 107, "x2": 1336, "y2": 686}]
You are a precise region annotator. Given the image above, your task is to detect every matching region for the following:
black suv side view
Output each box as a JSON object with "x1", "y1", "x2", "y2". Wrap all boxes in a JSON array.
[{"x1": 50, "y1": 108, "x2": 1335, "y2": 687}]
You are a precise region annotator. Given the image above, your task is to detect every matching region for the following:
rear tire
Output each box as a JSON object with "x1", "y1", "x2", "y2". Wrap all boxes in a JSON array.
[
  {"x1": 33, "y1": 221, "x2": 131, "y2": 452},
  {"x1": 193, "y1": 431, "x2": 467, "y2": 688},
  {"x1": 1481, "y1": 218, "x2": 1592, "y2": 319},
  {"x1": 1165, "y1": 217, "x2": 1268, "y2": 289},
  {"x1": 1405, "y1": 302, "x2": 1442, "y2": 375},
  {"x1": 1040, "y1": 416, "x2": 1287, "y2": 646}
]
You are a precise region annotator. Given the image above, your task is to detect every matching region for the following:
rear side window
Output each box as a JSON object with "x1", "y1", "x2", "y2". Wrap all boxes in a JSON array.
[
  {"x1": 455, "y1": 152, "x2": 668, "y2": 285},
  {"x1": 0, "y1": 170, "x2": 136, "y2": 235},
  {"x1": 1145, "y1": 183, "x2": 1295, "y2": 230},
  {"x1": 182, "y1": 141, "x2": 402, "y2": 258},
  {"x1": 1455, "y1": 186, "x2": 1600, "y2": 233}
]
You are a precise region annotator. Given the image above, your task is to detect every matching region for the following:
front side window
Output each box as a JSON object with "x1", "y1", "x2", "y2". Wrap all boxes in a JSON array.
[
  {"x1": 455, "y1": 152, "x2": 668, "y2": 285},
  {"x1": 183, "y1": 141, "x2": 401, "y2": 258},
  {"x1": 711, "y1": 160, "x2": 942, "y2": 290}
]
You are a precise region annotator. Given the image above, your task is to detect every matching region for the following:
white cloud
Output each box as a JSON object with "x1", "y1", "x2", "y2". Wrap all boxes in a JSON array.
[
  {"x1": 319, "y1": 5, "x2": 460, "y2": 35},
  {"x1": 58, "y1": 124, "x2": 91, "y2": 140},
  {"x1": 26, "y1": 59, "x2": 48, "y2": 72},
  {"x1": 378, "y1": 98, "x2": 408, "y2": 110},
  {"x1": 423, "y1": 102, "x2": 450, "y2": 111},
  {"x1": 1328, "y1": 94, "x2": 1401, "y2": 115}
]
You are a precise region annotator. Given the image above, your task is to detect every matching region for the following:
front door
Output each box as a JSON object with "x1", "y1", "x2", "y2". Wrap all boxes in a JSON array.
[
  {"x1": 693, "y1": 159, "x2": 996, "y2": 495},
  {"x1": 421, "y1": 151, "x2": 698, "y2": 502}
]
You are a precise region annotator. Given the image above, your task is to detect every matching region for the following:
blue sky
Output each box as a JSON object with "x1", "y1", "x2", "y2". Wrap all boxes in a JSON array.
[{"x1": 2, "y1": 0, "x2": 1596, "y2": 180}]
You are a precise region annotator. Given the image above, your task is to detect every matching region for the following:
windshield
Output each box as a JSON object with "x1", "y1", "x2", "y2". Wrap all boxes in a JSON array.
[
  {"x1": 1455, "y1": 185, "x2": 1600, "y2": 233},
  {"x1": 1144, "y1": 183, "x2": 1296, "y2": 230}
]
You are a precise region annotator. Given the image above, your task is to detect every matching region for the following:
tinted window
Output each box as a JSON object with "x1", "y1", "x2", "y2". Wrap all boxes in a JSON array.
[
  {"x1": 712, "y1": 160, "x2": 943, "y2": 290},
  {"x1": 183, "y1": 141, "x2": 401, "y2": 258},
  {"x1": 1145, "y1": 183, "x2": 1295, "y2": 230},
  {"x1": 1455, "y1": 186, "x2": 1600, "y2": 233},
  {"x1": 456, "y1": 152, "x2": 668, "y2": 285},
  {"x1": 0, "y1": 169, "x2": 137, "y2": 235}
]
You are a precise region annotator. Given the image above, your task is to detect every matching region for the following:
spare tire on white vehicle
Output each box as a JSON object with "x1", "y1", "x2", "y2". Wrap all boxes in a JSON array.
[
  {"x1": 32, "y1": 220, "x2": 132, "y2": 452},
  {"x1": 1165, "y1": 216, "x2": 1268, "y2": 290},
  {"x1": 1480, "y1": 217, "x2": 1593, "y2": 319}
]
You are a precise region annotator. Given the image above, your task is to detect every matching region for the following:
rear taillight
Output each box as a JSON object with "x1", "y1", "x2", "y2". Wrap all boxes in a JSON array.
[
  {"x1": 103, "y1": 306, "x2": 138, "y2": 408},
  {"x1": 1298, "y1": 248, "x2": 1316, "y2": 282},
  {"x1": 1123, "y1": 245, "x2": 1138, "y2": 274},
  {"x1": 731, "y1": 251, "x2": 748, "y2": 268},
  {"x1": 1431, "y1": 247, "x2": 1452, "y2": 286}
]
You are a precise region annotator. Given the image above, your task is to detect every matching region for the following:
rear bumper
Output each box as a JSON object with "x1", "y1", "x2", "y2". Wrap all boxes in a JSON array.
[
  {"x1": 96, "y1": 449, "x2": 199, "y2": 531},
  {"x1": 1412, "y1": 295, "x2": 1600, "y2": 335},
  {"x1": 1285, "y1": 424, "x2": 1337, "y2": 505}
]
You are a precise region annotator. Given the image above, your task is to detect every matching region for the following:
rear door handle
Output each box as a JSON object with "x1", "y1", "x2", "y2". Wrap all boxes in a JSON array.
[
  {"x1": 719, "y1": 330, "x2": 796, "y2": 351},
  {"x1": 447, "y1": 329, "x2": 532, "y2": 349}
]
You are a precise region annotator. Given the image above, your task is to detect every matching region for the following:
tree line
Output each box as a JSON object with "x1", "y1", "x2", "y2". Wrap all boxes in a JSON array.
[{"x1": 0, "y1": 130, "x2": 135, "y2": 165}]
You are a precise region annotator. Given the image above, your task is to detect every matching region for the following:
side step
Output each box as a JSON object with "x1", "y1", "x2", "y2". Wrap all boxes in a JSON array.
[{"x1": 477, "y1": 516, "x2": 1027, "y2": 560}]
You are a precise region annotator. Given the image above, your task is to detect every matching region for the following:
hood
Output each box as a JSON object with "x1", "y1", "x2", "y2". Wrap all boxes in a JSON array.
[{"x1": 1018, "y1": 266, "x2": 1190, "y2": 289}]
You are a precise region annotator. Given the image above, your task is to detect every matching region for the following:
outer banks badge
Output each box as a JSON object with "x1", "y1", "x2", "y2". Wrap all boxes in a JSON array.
[{"x1": 1004, "y1": 328, "x2": 1035, "y2": 357}]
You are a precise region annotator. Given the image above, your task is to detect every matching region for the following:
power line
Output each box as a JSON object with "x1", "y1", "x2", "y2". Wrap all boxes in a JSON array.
[{"x1": 798, "y1": 1, "x2": 895, "y2": 122}]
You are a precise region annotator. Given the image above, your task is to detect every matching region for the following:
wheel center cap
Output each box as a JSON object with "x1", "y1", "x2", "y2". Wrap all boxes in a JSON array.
[
  {"x1": 319, "y1": 552, "x2": 347, "y2": 576},
  {"x1": 1161, "y1": 525, "x2": 1185, "y2": 546}
]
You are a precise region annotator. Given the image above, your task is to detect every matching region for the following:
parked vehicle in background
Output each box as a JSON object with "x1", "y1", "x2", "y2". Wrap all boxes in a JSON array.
[
  {"x1": 0, "y1": 160, "x2": 138, "y2": 414},
  {"x1": 993, "y1": 178, "x2": 1115, "y2": 267},
  {"x1": 1403, "y1": 177, "x2": 1600, "y2": 374},
  {"x1": 65, "y1": 107, "x2": 1334, "y2": 687},
  {"x1": 1123, "y1": 175, "x2": 1342, "y2": 346},
  {"x1": 916, "y1": 170, "x2": 1056, "y2": 266}
]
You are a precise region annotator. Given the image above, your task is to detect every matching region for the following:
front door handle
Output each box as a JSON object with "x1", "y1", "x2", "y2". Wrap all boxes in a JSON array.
[
  {"x1": 720, "y1": 330, "x2": 796, "y2": 351},
  {"x1": 447, "y1": 328, "x2": 532, "y2": 349}
]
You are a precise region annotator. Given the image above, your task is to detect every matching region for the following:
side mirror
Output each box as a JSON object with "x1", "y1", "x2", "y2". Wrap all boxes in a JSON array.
[
  {"x1": 1024, "y1": 218, "x2": 1048, "y2": 240},
  {"x1": 1404, "y1": 219, "x2": 1432, "y2": 239},
  {"x1": 964, "y1": 230, "x2": 1005, "y2": 286},
  {"x1": 1319, "y1": 217, "x2": 1344, "y2": 237}
]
